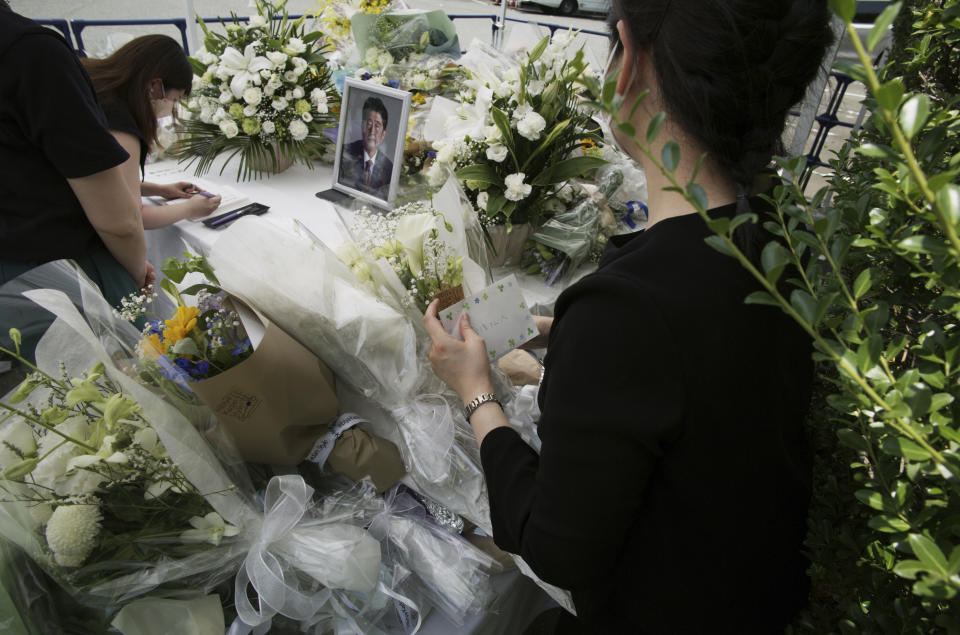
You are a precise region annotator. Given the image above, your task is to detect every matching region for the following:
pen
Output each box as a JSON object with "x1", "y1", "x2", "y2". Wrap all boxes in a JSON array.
[{"x1": 190, "y1": 189, "x2": 216, "y2": 198}]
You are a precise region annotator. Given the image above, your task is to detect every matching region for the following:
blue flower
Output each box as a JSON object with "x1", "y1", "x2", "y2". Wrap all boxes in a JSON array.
[
  {"x1": 144, "y1": 320, "x2": 164, "y2": 336},
  {"x1": 232, "y1": 337, "x2": 251, "y2": 357},
  {"x1": 427, "y1": 150, "x2": 437, "y2": 159},
  {"x1": 157, "y1": 356, "x2": 192, "y2": 390},
  {"x1": 193, "y1": 360, "x2": 211, "y2": 378},
  {"x1": 387, "y1": 79, "x2": 400, "y2": 89},
  {"x1": 361, "y1": 72, "x2": 372, "y2": 81}
]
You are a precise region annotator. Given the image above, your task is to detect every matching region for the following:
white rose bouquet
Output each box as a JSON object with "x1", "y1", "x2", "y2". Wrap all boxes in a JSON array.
[
  {"x1": 171, "y1": 0, "x2": 339, "y2": 180},
  {"x1": 428, "y1": 33, "x2": 606, "y2": 232}
]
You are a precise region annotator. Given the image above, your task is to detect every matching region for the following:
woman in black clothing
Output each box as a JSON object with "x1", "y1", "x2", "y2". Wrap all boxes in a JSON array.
[
  {"x1": 82, "y1": 35, "x2": 221, "y2": 228},
  {"x1": 424, "y1": 1, "x2": 834, "y2": 632}
]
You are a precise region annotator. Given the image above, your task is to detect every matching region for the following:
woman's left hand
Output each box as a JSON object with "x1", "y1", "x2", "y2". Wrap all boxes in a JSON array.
[
  {"x1": 423, "y1": 298, "x2": 494, "y2": 402},
  {"x1": 156, "y1": 181, "x2": 200, "y2": 200}
]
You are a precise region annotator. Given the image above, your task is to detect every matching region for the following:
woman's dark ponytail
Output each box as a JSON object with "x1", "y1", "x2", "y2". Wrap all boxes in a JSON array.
[{"x1": 609, "y1": 0, "x2": 834, "y2": 263}]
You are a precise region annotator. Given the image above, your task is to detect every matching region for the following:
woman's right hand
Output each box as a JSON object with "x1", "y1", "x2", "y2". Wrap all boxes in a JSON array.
[
  {"x1": 521, "y1": 315, "x2": 553, "y2": 350},
  {"x1": 183, "y1": 194, "x2": 222, "y2": 219}
]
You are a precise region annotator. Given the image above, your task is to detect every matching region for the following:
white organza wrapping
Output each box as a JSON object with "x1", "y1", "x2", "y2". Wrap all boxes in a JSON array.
[{"x1": 0, "y1": 262, "x2": 386, "y2": 629}]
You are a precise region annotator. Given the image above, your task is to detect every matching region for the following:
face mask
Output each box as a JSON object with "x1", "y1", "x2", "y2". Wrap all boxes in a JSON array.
[{"x1": 601, "y1": 44, "x2": 639, "y2": 159}]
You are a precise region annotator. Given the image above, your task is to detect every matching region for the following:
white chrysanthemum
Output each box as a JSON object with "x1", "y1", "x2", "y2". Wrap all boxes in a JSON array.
[
  {"x1": 243, "y1": 86, "x2": 262, "y2": 105},
  {"x1": 286, "y1": 37, "x2": 306, "y2": 54},
  {"x1": 291, "y1": 57, "x2": 308, "y2": 75},
  {"x1": 212, "y1": 107, "x2": 228, "y2": 124},
  {"x1": 283, "y1": 70, "x2": 298, "y2": 82},
  {"x1": 486, "y1": 143, "x2": 508, "y2": 163},
  {"x1": 477, "y1": 191, "x2": 489, "y2": 211},
  {"x1": 517, "y1": 111, "x2": 547, "y2": 141},
  {"x1": 271, "y1": 97, "x2": 288, "y2": 112},
  {"x1": 218, "y1": 91, "x2": 233, "y2": 105},
  {"x1": 504, "y1": 172, "x2": 532, "y2": 201},
  {"x1": 219, "y1": 120, "x2": 239, "y2": 138},
  {"x1": 259, "y1": 68, "x2": 272, "y2": 79},
  {"x1": 284, "y1": 89, "x2": 293, "y2": 100},
  {"x1": 0, "y1": 419, "x2": 36, "y2": 470},
  {"x1": 292, "y1": 86, "x2": 304, "y2": 99},
  {"x1": 289, "y1": 119, "x2": 308, "y2": 141},
  {"x1": 261, "y1": 120, "x2": 276, "y2": 135},
  {"x1": 243, "y1": 104, "x2": 258, "y2": 117},
  {"x1": 45, "y1": 504, "x2": 102, "y2": 568}
]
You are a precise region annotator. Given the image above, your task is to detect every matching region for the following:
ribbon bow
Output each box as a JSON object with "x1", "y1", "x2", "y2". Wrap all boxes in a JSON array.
[{"x1": 231, "y1": 476, "x2": 333, "y2": 632}]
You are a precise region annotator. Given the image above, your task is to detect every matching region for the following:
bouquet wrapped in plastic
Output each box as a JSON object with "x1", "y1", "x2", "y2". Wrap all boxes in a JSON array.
[
  {"x1": 525, "y1": 168, "x2": 625, "y2": 284},
  {"x1": 207, "y1": 178, "x2": 497, "y2": 522},
  {"x1": 0, "y1": 262, "x2": 404, "y2": 632},
  {"x1": 119, "y1": 255, "x2": 406, "y2": 491}
]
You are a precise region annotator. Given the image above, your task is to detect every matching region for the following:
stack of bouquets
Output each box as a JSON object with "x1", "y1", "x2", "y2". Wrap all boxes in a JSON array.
[
  {"x1": 425, "y1": 32, "x2": 607, "y2": 262},
  {"x1": 0, "y1": 261, "x2": 396, "y2": 632},
  {"x1": 204, "y1": 176, "x2": 496, "y2": 514},
  {"x1": 119, "y1": 256, "x2": 406, "y2": 492},
  {"x1": 172, "y1": 0, "x2": 340, "y2": 179},
  {"x1": 199, "y1": 181, "x2": 520, "y2": 622},
  {"x1": 313, "y1": 0, "x2": 395, "y2": 69}
]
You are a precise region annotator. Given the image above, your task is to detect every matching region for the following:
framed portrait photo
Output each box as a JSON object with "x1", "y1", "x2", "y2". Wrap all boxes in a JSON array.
[{"x1": 332, "y1": 78, "x2": 411, "y2": 209}]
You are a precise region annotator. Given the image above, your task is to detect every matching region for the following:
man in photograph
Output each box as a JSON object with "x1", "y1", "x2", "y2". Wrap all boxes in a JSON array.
[{"x1": 339, "y1": 96, "x2": 394, "y2": 200}]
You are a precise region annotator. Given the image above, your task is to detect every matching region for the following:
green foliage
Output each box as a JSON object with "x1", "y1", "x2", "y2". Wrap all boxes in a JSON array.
[{"x1": 585, "y1": 0, "x2": 960, "y2": 629}]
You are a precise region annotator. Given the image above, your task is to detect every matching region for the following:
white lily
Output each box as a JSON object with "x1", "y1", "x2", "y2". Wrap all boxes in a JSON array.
[
  {"x1": 220, "y1": 44, "x2": 272, "y2": 98},
  {"x1": 180, "y1": 512, "x2": 240, "y2": 546}
]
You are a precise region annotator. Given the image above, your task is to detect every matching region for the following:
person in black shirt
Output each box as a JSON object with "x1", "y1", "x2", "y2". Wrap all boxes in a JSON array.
[
  {"x1": 81, "y1": 34, "x2": 222, "y2": 228},
  {"x1": 1, "y1": 3, "x2": 153, "y2": 358},
  {"x1": 424, "y1": 1, "x2": 834, "y2": 632}
]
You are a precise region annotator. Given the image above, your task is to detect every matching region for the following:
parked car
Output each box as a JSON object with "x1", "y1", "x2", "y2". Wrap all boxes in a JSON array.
[
  {"x1": 517, "y1": 0, "x2": 887, "y2": 20},
  {"x1": 518, "y1": 0, "x2": 610, "y2": 17}
]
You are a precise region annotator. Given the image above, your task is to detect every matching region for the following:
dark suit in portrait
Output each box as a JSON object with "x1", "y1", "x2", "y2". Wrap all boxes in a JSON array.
[
  {"x1": 338, "y1": 95, "x2": 394, "y2": 201},
  {"x1": 339, "y1": 139, "x2": 394, "y2": 200}
]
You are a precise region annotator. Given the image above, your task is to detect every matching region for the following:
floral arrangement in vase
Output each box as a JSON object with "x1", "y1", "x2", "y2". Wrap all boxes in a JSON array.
[
  {"x1": 427, "y1": 32, "x2": 606, "y2": 233},
  {"x1": 0, "y1": 330, "x2": 239, "y2": 586},
  {"x1": 172, "y1": 0, "x2": 339, "y2": 180}
]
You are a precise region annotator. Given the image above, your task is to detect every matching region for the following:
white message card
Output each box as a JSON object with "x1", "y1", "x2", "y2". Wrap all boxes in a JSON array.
[{"x1": 438, "y1": 275, "x2": 538, "y2": 361}]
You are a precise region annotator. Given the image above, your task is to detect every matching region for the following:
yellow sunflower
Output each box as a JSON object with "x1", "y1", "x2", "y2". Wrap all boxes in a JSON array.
[{"x1": 163, "y1": 305, "x2": 201, "y2": 345}]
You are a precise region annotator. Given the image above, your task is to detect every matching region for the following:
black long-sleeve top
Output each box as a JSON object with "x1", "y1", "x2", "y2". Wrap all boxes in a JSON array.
[{"x1": 481, "y1": 203, "x2": 813, "y2": 633}]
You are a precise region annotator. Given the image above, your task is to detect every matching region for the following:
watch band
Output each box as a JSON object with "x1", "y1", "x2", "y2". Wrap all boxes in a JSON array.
[{"x1": 463, "y1": 392, "x2": 501, "y2": 421}]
